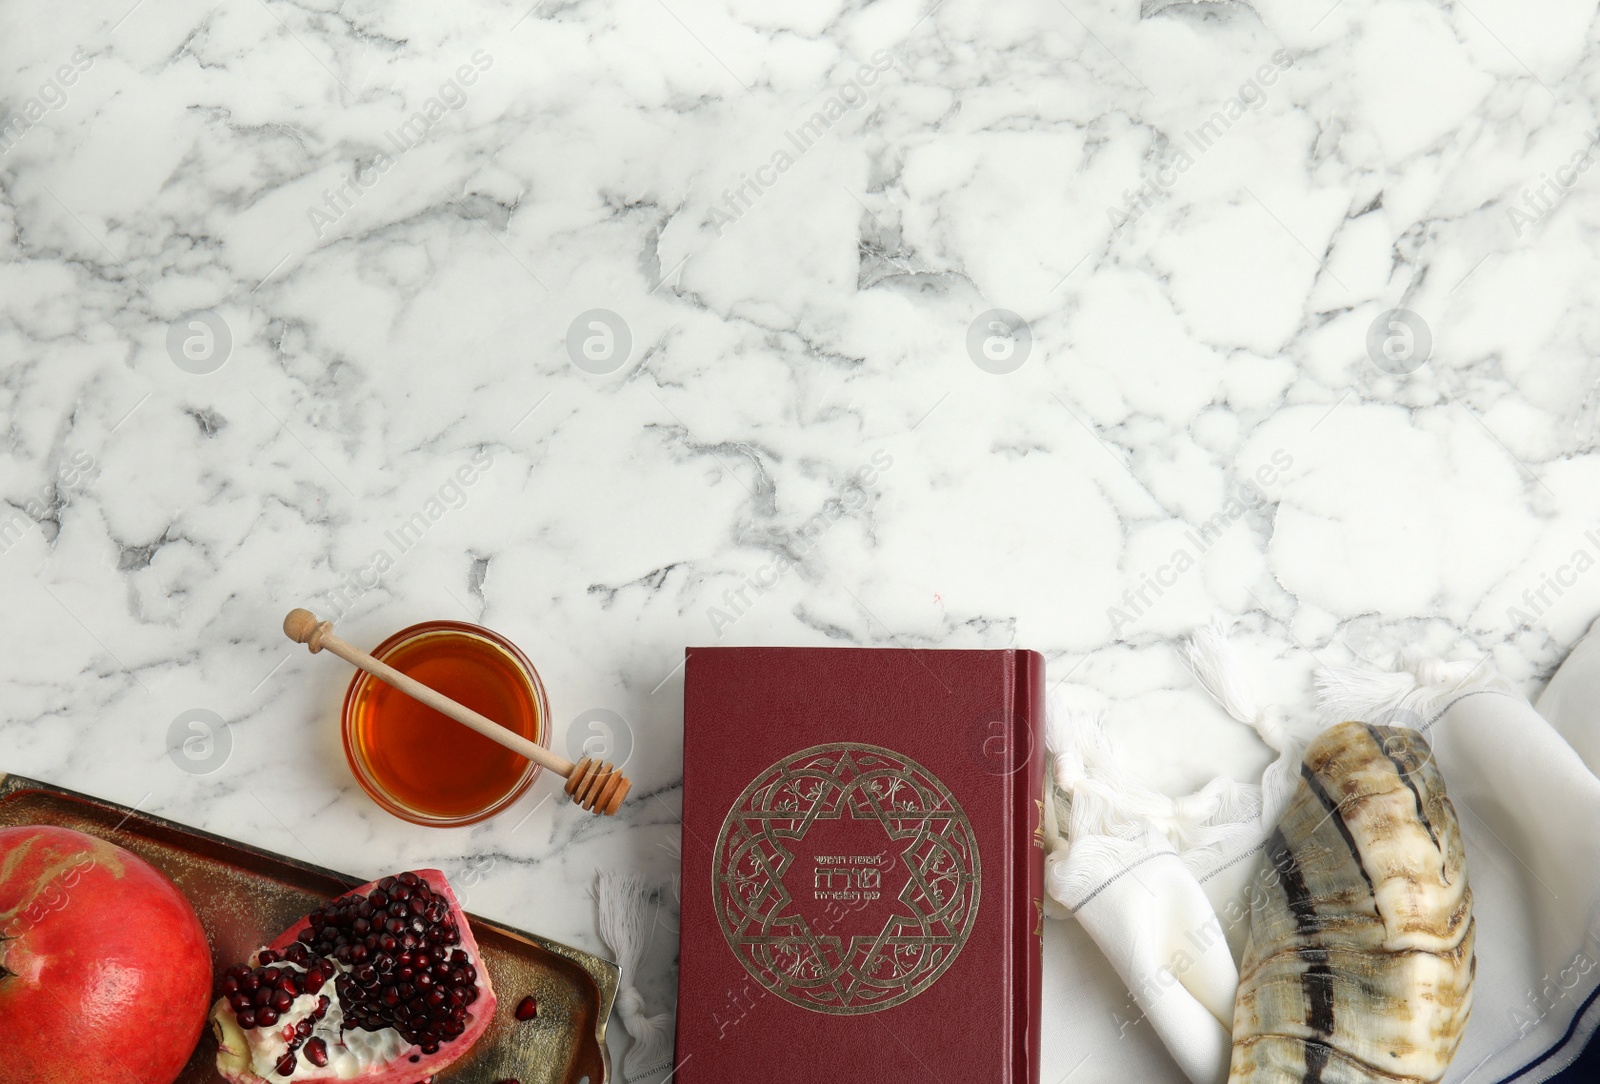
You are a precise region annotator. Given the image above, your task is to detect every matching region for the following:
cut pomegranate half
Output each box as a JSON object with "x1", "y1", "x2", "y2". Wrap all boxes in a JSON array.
[{"x1": 210, "y1": 870, "x2": 496, "y2": 1083}]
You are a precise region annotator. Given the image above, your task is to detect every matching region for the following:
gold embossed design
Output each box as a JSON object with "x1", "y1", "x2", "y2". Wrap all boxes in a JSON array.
[{"x1": 712, "y1": 743, "x2": 981, "y2": 1015}]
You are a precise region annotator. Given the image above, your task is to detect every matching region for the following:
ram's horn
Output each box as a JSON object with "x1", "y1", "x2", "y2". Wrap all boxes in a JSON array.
[{"x1": 1228, "y1": 721, "x2": 1474, "y2": 1083}]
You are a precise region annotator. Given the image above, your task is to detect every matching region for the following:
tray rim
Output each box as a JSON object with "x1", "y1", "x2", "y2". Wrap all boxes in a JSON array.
[{"x1": 0, "y1": 770, "x2": 619, "y2": 1084}]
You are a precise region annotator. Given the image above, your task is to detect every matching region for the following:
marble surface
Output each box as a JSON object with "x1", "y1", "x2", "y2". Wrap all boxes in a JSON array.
[{"x1": 4, "y1": 0, "x2": 1600, "y2": 1080}]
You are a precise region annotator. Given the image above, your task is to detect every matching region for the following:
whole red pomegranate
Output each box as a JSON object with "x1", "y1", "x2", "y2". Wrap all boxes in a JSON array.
[{"x1": 0, "y1": 825, "x2": 213, "y2": 1084}]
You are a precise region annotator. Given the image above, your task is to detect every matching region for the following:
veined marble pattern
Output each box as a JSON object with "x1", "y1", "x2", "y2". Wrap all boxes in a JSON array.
[{"x1": 2, "y1": 0, "x2": 1598, "y2": 1079}]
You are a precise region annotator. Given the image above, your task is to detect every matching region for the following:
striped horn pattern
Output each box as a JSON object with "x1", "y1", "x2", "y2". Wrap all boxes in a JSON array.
[{"x1": 1227, "y1": 721, "x2": 1475, "y2": 1084}]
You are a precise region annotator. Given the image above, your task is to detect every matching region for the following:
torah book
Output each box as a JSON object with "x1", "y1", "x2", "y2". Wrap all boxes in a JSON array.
[{"x1": 676, "y1": 646, "x2": 1047, "y2": 1084}]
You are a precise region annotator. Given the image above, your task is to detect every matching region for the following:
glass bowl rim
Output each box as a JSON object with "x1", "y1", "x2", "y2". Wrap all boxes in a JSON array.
[{"x1": 339, "y1": 619, "x2": 549, "y2": 828}]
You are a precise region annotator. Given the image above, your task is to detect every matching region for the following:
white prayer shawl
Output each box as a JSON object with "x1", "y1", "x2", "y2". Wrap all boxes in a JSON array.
[{"x1": 1040, "y1": 623, "x2": 1600, "y2": 1084}]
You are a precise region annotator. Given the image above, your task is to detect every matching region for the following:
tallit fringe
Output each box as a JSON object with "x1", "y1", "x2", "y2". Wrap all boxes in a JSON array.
[
  {"x1": 595, "y1": 872, "x2": 676, "y2": 1082},
  {"x1": 1044, "y1": 621, "x2": 1303, "y2": 910},
  {"x1": 1315, "y1": 652, "x2": 1516, "y2": 732}
]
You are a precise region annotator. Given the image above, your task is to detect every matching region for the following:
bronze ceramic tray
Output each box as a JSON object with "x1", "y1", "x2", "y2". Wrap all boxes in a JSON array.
[{"x1": 0, "y1": 773, "x2": 617, "y2": 1084}]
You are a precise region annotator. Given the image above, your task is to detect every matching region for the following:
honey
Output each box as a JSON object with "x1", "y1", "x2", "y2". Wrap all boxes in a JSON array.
[{"x1": 342, "y1": 621, "x2": 547, "y2": 826}]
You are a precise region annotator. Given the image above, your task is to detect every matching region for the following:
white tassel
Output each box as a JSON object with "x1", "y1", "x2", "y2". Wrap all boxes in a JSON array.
[
  {"x1": 1046, "y1": 622, "x2": 1320, "y2": 905},
  {"x1": 1316, "y1": 654, "x2": 1512, "y2": 733},
  {"x1": 596, "y1": 872, "x2": 675, "y2": 1082},
  {"x1": 1181, "y1": 620, "x2": 1291, "y2": 755},
  {"x1": 1181, "y1": 620, "x2": 1302, "y2": 829}
]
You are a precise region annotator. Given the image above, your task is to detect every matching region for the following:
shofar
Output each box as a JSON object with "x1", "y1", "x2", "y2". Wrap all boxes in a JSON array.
[{"x1": 1228, "y1": 721, "x2": 1475, "y2": 1084}]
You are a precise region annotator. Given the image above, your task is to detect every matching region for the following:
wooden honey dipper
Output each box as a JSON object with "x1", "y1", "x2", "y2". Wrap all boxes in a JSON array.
[{"x1": 283, "y1": 609, "x2": 631, "y2": 816}]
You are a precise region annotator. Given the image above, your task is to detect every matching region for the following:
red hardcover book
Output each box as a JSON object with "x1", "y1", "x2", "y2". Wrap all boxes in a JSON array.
[{"x1": 676, "y1": 647, "x2": 1046, "y2": 1084}]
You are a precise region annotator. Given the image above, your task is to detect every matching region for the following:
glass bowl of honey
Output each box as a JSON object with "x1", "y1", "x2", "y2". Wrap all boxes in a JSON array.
[{"x1": 340, "y1": 620, "x2": 549, "y2": 827}]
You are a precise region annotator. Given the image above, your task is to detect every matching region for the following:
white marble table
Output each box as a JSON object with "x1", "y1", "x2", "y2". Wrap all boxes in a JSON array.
[{"x1": 3, "y1": 0, "x2": 1597, "y2": 1080}]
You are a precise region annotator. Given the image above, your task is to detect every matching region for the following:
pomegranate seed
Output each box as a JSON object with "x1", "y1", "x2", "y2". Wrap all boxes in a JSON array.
[
  {"x1": 258, "y1": 1007, "x2": 279, "y2": 1027},
  {"x1": 239, "y1": 872, "x2": 478, "y2": 1050},
  {"x1": 515, "y1": 996, "x2": 538, "y2": 1020},
  {"x1": 275, "y1": 1050, "x2": 296, "y2": 1076},
  {"x1": 304, "y1": 1037, "x2": 329, "y2": 1067},
  {"x1": 237, "y1": 1009, "x2": 258, "y2": 1029}
]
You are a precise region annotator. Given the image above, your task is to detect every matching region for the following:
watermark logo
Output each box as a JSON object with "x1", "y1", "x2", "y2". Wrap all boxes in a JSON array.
[
  {"x1": 166, "y1": 310, "x2": 233, "y2": 374},
  {"x1": 307, "y1": 50, "x2": 494, "y2": 238},
  {"x1": 565, "y1": 708, "x2": 634, "y2": 770},
  {"x1": 706, "y1": 450, "x2": 893, "y2": 636},
  {"x1": 566, "y1": 309, "x2": 632, "y2": 375},
  {"x1": 1506, "y1": 129, "x2": 1600, "y2": 239},
  {"x1": 454, "y1": 853, "x2": 498, "y2": 907},
  {"x1": 1511, "y1": 948, "x2": 1598, "y2": 1037},
  {"x1": 1108, "y1": 449, "x2": 1293, "y2": 636},
  {"x1": 318, "y1": 449, "x2": 495, "y2": 622},
  {"x1": 1367, "y1": 709, "x2": 1435, "y2": 772},
  {"x1": 1365, "y1": 308, "x2": 1431, "y2": 375},
  {"x1": 0, "y1": 450, "x2": 94, "y2": 558},
  {"x1": 1505, "y1": 529, "x2": 1600, "y2": 631},
  {"x1": 0, "y1": 48, "x2": 93, "y2": 158},
  {"x1": 966, "y1": 309, "x2": 1031, "y2": 374},
  {"x1": 0, "y1": 854, "x2": 96, "y2": 937},
  {"x1": 1107, "y1": 49, "x2": 1292, "y2": 236},
  {"x1": 167, "y1": 708, "x2": 232, "y2": 775},
  {"x1": 964, "y1": 713, "x2": 1034, "y2": 776}
]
